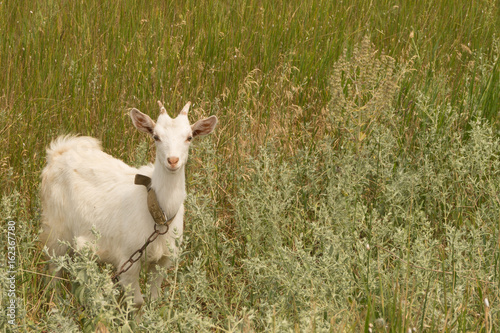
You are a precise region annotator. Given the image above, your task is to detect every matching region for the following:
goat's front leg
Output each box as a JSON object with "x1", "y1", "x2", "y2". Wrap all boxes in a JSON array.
[
  {"x1": 149, "y1": 256, "x2": 172, "y2": 301},
  {"x1": 118, "y1": 263, "x2": 144, "y2": 307}
]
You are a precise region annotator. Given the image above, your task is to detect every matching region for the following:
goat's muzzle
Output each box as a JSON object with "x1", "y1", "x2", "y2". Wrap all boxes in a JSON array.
[{"x1": 167, "y1": 157, "x2": 179, "y2": 168}]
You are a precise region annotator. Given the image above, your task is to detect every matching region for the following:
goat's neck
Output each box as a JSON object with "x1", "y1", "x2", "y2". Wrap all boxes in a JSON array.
[{"x1": 151, "y1": 160, "x2": 186, "y2": 219}]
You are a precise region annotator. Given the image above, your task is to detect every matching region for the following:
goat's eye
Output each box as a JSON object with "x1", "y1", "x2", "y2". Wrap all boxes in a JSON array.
[
  {"x1": 187, "y1": 136, "x2": 193, "y2": 142},
  {"x1": 153, "y1": 134, "x2": 160, "y2": 141}
]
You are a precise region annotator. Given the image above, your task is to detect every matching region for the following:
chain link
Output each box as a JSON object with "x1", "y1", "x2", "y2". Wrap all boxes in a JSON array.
[{"x1": 111, "y1": 223, "x2": 169, "y2": 283}]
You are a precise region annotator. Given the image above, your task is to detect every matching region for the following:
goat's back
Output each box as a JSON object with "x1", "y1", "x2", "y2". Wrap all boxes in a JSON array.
[
  {"x1": 42, "y1": 135, "x2": 141, "y2": 197},
  {"x1": 40, "y1": 135, "x2": 154, "y2": 264}
]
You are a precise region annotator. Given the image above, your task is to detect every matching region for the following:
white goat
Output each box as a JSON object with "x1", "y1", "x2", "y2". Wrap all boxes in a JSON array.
[{"x1": 40, "y1": 101, "x2": 217, "y2": 305}]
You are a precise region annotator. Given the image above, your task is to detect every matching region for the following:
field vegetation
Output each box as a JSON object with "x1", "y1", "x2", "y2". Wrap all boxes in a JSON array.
[{"x1": 1, "y1": 0, "x2": 500, "y2": 331}]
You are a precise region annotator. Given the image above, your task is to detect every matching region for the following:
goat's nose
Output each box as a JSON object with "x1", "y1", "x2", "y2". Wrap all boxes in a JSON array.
[{"x1": 167, "y1": 157, "x2": 179, "y2": 166}]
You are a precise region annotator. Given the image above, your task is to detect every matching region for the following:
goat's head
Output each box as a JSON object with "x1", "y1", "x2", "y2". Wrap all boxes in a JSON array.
[{"x1": 130, "y1": 101, "x2": 217, "y2": 172}]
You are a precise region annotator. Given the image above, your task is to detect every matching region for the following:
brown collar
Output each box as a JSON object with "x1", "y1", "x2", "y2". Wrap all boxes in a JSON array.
[{"x1": 135, "y1": 174, "x2": 176, "y2": 226}]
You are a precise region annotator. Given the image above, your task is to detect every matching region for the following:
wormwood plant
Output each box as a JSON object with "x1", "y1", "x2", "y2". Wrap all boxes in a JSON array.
[
  {"x1": 40, "y1": 235, "x2": 217, "y2": 332},
  {"x1": 197, "y1": 38, "x2": 500, "y2": 330},
  {"x1": 222, "y1": 116, "x2": 500, "y2": 330},
  {"x1": 328, "y1": 36, "x2": 402, "y2": 152},
  {"x1": 43, "y1": 240, "x2": 135, "y2": 332}
]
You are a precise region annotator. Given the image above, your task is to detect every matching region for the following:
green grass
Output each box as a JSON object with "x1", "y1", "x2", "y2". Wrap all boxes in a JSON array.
[{"x1": 1, "y1": 0, "x2": 500, "y2": 331}]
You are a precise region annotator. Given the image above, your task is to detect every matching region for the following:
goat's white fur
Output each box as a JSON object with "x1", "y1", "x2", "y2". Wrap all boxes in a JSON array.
[{"x1": 40, "y1": 102, "x2": 217, "y2": 306}]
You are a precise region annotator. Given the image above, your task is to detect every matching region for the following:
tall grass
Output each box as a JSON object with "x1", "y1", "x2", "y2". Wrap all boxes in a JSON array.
[{"x1": 1, "y1": 0, "x2": 500, "y2": 331}]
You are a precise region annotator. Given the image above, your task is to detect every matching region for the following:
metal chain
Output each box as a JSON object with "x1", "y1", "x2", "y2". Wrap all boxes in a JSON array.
[{"x1": 111, "y1": 223, "x2": 169, "y2": 283}]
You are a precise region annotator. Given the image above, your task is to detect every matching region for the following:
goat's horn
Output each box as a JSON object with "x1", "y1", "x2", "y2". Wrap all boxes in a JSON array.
[
  {"x1": 157, "y1": 101, "x2": 167, "y2": 114},
  {"x1": 179, "y1": 102, "x2": 191, "y2": 116}
]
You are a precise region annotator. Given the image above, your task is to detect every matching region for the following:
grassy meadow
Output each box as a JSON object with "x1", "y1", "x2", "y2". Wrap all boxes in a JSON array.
[{"x1": 1, "y1": 0, "x2": 500, "y2": 331}]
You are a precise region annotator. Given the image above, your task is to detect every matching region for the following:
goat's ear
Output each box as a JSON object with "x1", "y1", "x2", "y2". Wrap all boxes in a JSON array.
[
  {"x1": 130, "y1": 108, "x2": 155, "y2": 135},
  {"x1": 191, "y1": 115, "x2": 218, "y2": 138}
]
